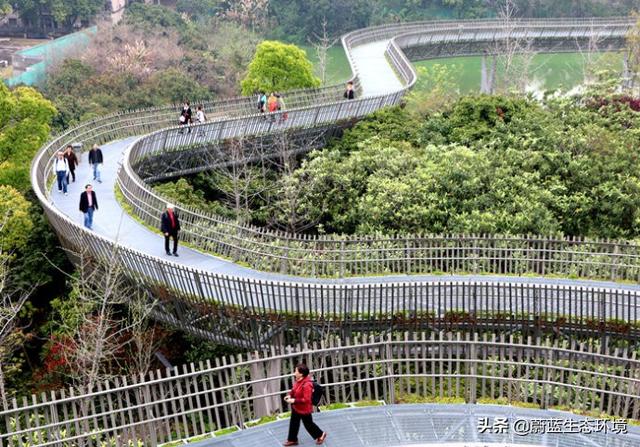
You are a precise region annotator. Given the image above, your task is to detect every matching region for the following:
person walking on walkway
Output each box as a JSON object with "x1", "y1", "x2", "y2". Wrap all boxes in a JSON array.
[
  {"x1": 88, "y1": 144, "x2": 103, "y2": 183},
  {"x1": 196, "y1": 105, "x2": 206, "y2": 137},
  {"x1": 161, "y1": 203, "x2": 181, "y2": 257},
  {"x1": 277, "y1": 93, "x2": 288, "y2": 123},
  {"x1": 257, "y1": 91, "x2": 267, "y2": 116},
  {"x1": 344, "y1": 81, "x2": 355, "y2": 100},
  {"x1": 53, "y1": 151, "x2": 70, "y2": 195},
  {"x1": 79, "y1": 184, "x2": 98, "y2": 230},
  {"x1": 179, "y1": 101, "x2": 192, "y2": 134},
  {"x1": 64, "y1": 145, "x2": 79, "y2": 184},
  {"x1": 283, "y1": 364, "x2": 327, "y2": 446},
  {"x1": 267, "y1": 92, "x2": 279, "y2": 122}
]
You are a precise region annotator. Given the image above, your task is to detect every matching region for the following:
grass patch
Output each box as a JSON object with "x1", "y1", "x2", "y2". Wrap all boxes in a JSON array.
[
  {"x1": 319, "y1": 402, "x2": 350, "y2": 411},
  {"x1": 395, "y1": 393, "x2": 465, "y2": 405},
  {"x1": 245, "y1": 415, "x2": 278, "y2": 427},
  {"x1": 353, "y1": 400, "x2": 384, "y2": 407},
  {"x1": 214, "y1": 426, "x2": 239, "y2": 436}
]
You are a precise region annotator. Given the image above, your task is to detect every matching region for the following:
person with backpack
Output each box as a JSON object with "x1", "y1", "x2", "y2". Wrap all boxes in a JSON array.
[
  {"x1": 257, "y1": 91, "x2": 267, "y2": 116},
  {"x1": 53, "y1": 151, "x2": 70, "y2": 195},
  {"x1": 283, "y1": 364, "x2": 327, "y2": 446}
]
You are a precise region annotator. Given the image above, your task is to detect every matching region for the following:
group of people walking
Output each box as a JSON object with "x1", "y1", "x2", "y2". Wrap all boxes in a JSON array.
[
  {"x1": 53, "y1": 144, "x2": 103, "y2": 230},
  {"x1": 178, "y1": 101, "x2": 207, "y2": 133},
  {"x1": 257, "y1": 91, "x2": 288, "y2": 122},
  {"x1": 177, "y1": 83, "x2": 356, "y2": 133}
]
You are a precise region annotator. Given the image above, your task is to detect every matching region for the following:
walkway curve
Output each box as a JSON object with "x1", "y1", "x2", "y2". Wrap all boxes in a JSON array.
[{"x1": 32, "y1": 17, "x2": 640, "y2": 346}]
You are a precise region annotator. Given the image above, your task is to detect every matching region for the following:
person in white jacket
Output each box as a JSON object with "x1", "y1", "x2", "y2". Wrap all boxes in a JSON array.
[{"x1": 53, "y1": 151, "x2": 70, "y2": 195}]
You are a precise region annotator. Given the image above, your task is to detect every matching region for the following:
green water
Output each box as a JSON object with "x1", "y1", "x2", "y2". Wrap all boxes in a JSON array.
[
  {"x1": 299, "y1": 45, "x2": 353, "y2": 86},
  {"x1": 305, "y1": 44, "x2": 623, "y2": 93},
  {"x1": 415, "y1": 52, "x2": 623, "y2": 93}
]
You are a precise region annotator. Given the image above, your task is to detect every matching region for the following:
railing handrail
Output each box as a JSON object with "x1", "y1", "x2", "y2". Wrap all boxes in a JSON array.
[{"x1": 2, "y1": 332, "x2": 639, "y2": 444}]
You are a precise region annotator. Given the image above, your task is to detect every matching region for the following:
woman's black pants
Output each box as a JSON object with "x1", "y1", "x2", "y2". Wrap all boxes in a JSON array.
[{"x1": 287, "y1": 409, "x2": 323, "y2": 442}]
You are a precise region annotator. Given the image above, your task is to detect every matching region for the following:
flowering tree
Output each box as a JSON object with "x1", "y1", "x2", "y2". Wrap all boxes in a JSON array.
[{"x1": 225, "y1": 0, "x2": 269, "y2": 32}]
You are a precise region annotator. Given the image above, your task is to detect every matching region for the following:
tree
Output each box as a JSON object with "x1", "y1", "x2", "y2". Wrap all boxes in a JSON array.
[
  {"x1": 14, "y1": 0, "x2": 103, "y2": 30},
  {"x1": 405, "y1": 64, "x2": 460, "y2": 116},
  {"x1": 46, "y1": 246, "x2": 154, "y2": 391},
  {"x1": 225, "y1": 0, "x2": 270, "y2": 32},
  {"x1": 487, "y1": 0, "x2": 537, "y2": 93},
  {"x1": 0, "y1": 186, "x2": 33, "y2": 255},
  {"x1": 176, "y1": 0, "x2": 224, "y2": 18},
  {"x1": 240, "y1": 41, "x2": 320, "y2": 95},
  {"x1": 308, "y1": 17, "x2": 339, "y2": 86},
  {"x1": 0, "y1": 84, "x2": 56, "y2": 193},
  {"x1": 626, "y1": 14, "x2": 640, "y2": 90},
  {"x1": 0, "y1": 250, "x2": 33, "y2": 411},
  {"x1": 0, "y1": 0, "x2": 11, "y2": 22}
]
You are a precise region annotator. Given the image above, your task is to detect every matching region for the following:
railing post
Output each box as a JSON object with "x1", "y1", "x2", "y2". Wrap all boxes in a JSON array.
[
  {"x1": 611, "y1": 244, "x2": 619, "y2": 281},
  {"x1": 385, "y1": 335, "x2": 395, "y2": 404},
  {"x1": 541, "y1": 343, "x2": 554, "y2": 410},
  {"x1": 467, "y1": 333, "x2": 478, "y2": 404}
]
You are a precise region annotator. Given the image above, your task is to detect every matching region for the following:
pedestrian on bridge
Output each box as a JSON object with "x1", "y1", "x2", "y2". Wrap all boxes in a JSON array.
[
  {"x1": 196, "y1": 105, "x2": 207, "y2": 137},
  {"x1": 179, "y1": 101, "x2": 192, "y2": 134},
  {"x1": 343, "y1": 81, "x2": 355, "y2": 100},
  {"x1": 257, "y1": 91, "x2": 267, "y2": 115},
  {"x1": 88, "y1": 144, "x2": 103, "y2": 184},
  {"x1": 277, "y1": 93, "x2": 288, "y2": 122},
  {"x1": 161, "y1": 203, "x2": 181, "y2": 257},
  {"x1": 283, "y1": 364, "x2": 328, "y2": 446},
  {"x1": 79, "y1": 184, "x2": 98, "y2": 230},
  {"x1": 64, "y1": 145, "x2": 79, "y2": 184},
  {"x1": 53, "y1": 151, "x2": 70, "y2": 195},
  {"x1": 268, "y1": 92, "x2": 279, "y2": 122}
]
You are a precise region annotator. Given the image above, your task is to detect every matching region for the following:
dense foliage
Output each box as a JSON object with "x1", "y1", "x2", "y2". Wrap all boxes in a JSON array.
[
  {"x1": 161, "y1": 92, "x2": 640, "y2": 240},
  {"x1": 43, "y1": 9, "x2": 260, "y2": 127},
  {"x1": 0, "y1": 84, "x2": 56, "y2": 191},
  {"x1": 11, "y1": 0, "x2": 640, "y2": 41},
  {"x1": 14, "y1": 0, "x2": 103, "y2": 30},
  {"x1": 241, "y1": 40, "x2": 320, "y2": 94}
]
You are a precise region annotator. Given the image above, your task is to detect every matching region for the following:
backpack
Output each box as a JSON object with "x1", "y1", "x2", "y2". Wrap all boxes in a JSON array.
[{"x1": 311, "y1": 378, "x2": 324, "y2": 406}]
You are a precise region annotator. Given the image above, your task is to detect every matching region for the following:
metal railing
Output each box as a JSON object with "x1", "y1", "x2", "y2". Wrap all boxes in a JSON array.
[
  {"x1": 2, "y1": 332, "x2": 639, "y2": 446},
  {"x1": 30, "y1": 18, "x2": 640, "y2": 344},
  {"x1": 116, "y1": 19, "x2": 637, "y2": 279}
]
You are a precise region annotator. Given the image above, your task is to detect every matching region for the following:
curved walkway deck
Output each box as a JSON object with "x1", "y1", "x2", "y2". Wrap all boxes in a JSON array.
[
  {"x1": 51, "y1": 137, "x2": 640, "y2": 290},
  {"x1": 188, "y1": 404, "x2": 640, "y2": 447},
  {"x1": 36, "y1": 18, "x2": 640, "y2": 345}
]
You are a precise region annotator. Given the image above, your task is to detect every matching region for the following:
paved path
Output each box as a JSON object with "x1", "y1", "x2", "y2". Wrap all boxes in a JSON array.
[
  {"x1": 351, "y1": 40, "x2": 404, "y2": 96},
  {"x1": 49, "y1": 38, "x2": 640, "y2": 293}
]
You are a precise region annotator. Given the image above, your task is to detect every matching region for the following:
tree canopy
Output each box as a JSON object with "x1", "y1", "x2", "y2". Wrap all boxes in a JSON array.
[
  {"x1": 14, "y1": 0, "x2": 103, "y2": 28},
  {"x1": 0, "y1": 84, "x2": 56, "y2": 192},
  {"x1": 0, "y1": 185, "x2": 33, "y2": 255},
  {"x1": 167, "y1": 91, "x2": 640, "y2": 240},
  {"x1": 240, "y1": 41, "x2": 320, "y2": 95}
]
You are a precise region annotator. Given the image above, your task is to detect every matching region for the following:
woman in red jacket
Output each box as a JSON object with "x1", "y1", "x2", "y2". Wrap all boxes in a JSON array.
[{"x1": 283, "y1": 364, "x2": 327, "y2": 446}]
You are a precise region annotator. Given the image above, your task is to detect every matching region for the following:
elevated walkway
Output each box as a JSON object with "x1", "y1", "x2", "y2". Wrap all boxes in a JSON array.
[
  {"x1": 188, "y1": 404, "x2": 640, "y2": 447},
  {"x1": 34, "y1": 18, "x2": 640, "y2": 345}
]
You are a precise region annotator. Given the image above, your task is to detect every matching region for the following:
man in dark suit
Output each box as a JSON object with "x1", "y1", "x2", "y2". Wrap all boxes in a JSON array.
[
  {"x1": 79, "y1": 184, "x2": 98, "y2": 230},
  {"x1": 161, "y1": 203, "x2": 181, "y2": 256}
]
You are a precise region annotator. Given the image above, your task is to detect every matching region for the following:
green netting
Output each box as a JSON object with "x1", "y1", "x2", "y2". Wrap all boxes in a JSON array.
[{"x1": 4, "y1": 26, "x2": 97, "y2": 87}]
